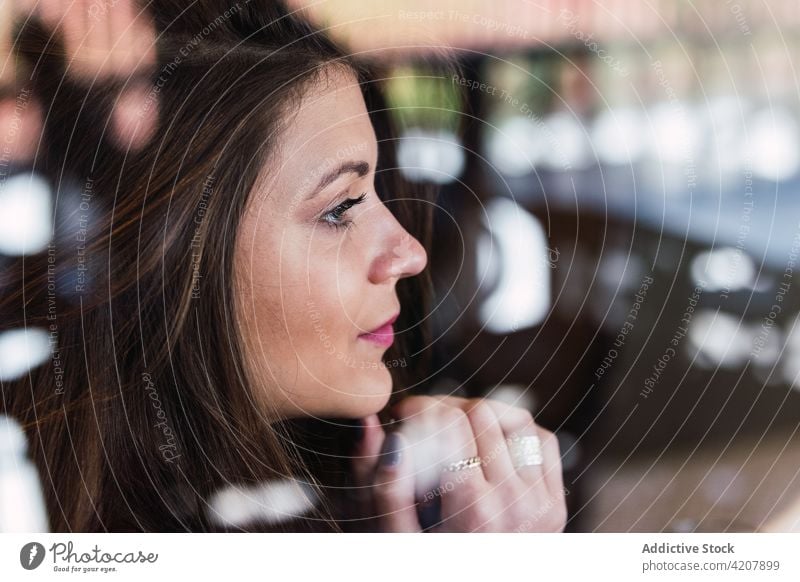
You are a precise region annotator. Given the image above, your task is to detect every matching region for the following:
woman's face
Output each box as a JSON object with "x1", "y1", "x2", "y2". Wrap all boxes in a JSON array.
[{"x1": 235, "y1": 68, "x2": 428, "y2": 420}]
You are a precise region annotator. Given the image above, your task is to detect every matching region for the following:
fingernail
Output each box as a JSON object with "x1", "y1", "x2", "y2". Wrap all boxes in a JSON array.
[
  {"x1": 417, "y1": 496, "x2": 442, "y2": 531},
  {"x1": 379, "y1": 432, "x2": 402, "y2": 467}
]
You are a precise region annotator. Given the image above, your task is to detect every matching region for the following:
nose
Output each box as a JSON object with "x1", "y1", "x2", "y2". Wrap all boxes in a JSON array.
[{"x1": 368, "y1": 215, "x2": 428, "y2": 285}]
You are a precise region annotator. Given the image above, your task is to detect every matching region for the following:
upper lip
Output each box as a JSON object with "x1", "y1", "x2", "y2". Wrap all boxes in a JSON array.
[{"x1": 360, "y1": 312, "x2": 400, "y2": 335}]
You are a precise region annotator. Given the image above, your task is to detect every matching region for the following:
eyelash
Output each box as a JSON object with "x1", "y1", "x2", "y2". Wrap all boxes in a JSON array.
[{"x1": 320, "y1": 192, "x2": 367, "y2": 231}]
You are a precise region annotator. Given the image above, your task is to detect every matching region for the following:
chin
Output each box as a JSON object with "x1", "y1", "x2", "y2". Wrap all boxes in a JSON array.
[
  {"x1": 283, "y1": 363, "x2": 393, "y2": 419},
  {"x1": 338, "y1": 365, "x2": 393, "y2": 418}
]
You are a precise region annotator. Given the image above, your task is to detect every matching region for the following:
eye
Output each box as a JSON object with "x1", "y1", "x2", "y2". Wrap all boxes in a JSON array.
[{"x1": 320, "y1": 192, "x2": 367, "y2": 231}]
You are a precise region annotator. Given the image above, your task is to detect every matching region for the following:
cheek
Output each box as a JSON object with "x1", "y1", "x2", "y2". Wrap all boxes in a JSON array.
[
  {"x1": 287, "y1": 240, "x2": 362, "y2": 359},
  {"x1": 237, "y1": 219, "x2": 392, "y2": 417},
  {"x1": 280, "y1": 251, "x2": 392, "y2": 416}
]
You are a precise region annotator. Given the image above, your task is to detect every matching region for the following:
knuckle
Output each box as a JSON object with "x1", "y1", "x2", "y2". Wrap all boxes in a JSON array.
[
  {"x1": 439, "y1": 405, "x2": 470, "y2": 429},
  {"x1": 438, "y1": 412, "x2": 473, "y2": 451},
  {"x1": 510, "y1": 409, "x2": 536, "y2": 434},
  {"x1": 488, "y1": 397, "x2": 532, "y2": 419},
  {"x1": 516, "y1": 407, "x2": 535, "y2": 425},
  {"x1": 465, "y1": 399, "x2": 497, "y2": 427}
]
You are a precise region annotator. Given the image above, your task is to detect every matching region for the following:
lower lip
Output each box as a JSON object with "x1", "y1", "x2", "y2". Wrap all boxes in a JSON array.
[{"x1": 358, "y1": 323, "x2": 394, "y2": 348}]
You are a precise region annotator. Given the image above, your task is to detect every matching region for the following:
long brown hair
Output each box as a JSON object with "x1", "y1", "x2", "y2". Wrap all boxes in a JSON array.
[{"x1": 2, "y1": 0, "x2": 434, "y2": 532}]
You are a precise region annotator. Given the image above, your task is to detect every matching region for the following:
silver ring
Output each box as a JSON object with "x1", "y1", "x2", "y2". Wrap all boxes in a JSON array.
[
  {"x1": 441, "y1": 456, "x2": 482, "y2": 472},
  {"x1": 506, "y1": 435, "x2": 543, "y2": 468}
]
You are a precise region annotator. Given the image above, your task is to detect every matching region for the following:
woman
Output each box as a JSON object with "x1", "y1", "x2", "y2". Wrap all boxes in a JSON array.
[{"x1": 2, "y1": 0, "x2": 566, "y2": 532}]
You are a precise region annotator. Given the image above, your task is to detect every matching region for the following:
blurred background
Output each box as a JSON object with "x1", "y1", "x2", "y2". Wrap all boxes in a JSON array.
[
  {"x1": 3, "y1": 0, "x2": 800, "y2": 532},
  {"x1": 286, "y1": 0, "x2": 800, "y2": 532}
]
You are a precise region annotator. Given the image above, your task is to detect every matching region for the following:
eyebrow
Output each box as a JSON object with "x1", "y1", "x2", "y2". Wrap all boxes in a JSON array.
[{"x1": 306, "y1": 160, "x2": 370, "y2": 200}]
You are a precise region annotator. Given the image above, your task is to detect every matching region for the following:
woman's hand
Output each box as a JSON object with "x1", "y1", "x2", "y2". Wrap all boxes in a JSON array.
[{"x1": 350, "y1": 395, "x2": 567, "y2": 532}]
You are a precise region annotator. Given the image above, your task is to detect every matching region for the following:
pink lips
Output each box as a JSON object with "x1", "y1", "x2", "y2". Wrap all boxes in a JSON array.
[{"x1": 358, "y1": 313, "x2": 398, "y2": 348}]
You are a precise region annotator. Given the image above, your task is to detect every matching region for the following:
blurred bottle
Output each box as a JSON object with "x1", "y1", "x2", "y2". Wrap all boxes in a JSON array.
[{"x1": 0, "y1": 415, "x2": 49, "y2": 532}]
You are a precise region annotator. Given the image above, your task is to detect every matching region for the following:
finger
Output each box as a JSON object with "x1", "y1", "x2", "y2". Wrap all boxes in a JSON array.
[
  {"x1": 512, "y1": 426, "x2": 567, "y2": 532},
  {"x1": 431, "y1": 394, "x2": 534, "y2": 432},
  {"x1": 372, "y1": 431, "x2": 421, "y2": 532},
  {"x1": 502, "y1": 417, "x2": 547, "y2": 486},
  {"x1": 538, "y1": 428, "x2": 565, "y2": 497},
  {"x1": 391, "y1": 395, "x2": 481, "y2": 460},
  {"x1": 348, "y1": 414, "x2": 384, "y2": 522},
  {"x1": 391, "y1": 398, "x2": 480, "y2": 495},
  {"x1": 461, "y1": 398, "x2": 515, "y2": 483},
  {"x1": 437, "y1": 460, "x2": 492, "y2": 532},
  {"x1": 351, "y1": 413, "x2": 384, "y2": 487},
  {"x1": 431, "y1": 394, "x2": 538, "y2": 470},
  {"x1": 432, "y1": 395, "x2": 556, "y2": 490}
]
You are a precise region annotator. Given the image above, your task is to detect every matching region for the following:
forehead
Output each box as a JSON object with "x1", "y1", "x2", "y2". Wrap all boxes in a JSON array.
[{"x1": 278, "y1": 69, "x2": 377, "y2": 171}]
